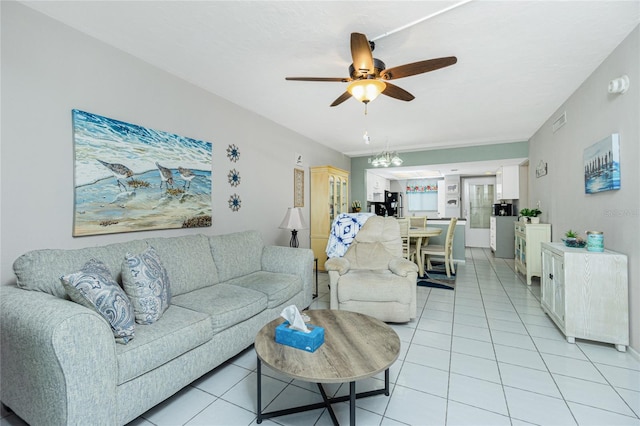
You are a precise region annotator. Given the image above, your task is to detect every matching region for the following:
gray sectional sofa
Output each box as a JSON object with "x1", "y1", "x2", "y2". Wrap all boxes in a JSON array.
[{"x1": 0, "y1": 231, "x2": 313, "y2": 426}]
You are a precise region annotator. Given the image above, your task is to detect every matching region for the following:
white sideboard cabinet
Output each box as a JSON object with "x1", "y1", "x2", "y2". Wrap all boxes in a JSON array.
[
  {"x1": 514, "y1": 222, "x2": 551, "y2": 285},
  {"x1": 540, "y1": 242, "x2": 629, "y2": 352}
]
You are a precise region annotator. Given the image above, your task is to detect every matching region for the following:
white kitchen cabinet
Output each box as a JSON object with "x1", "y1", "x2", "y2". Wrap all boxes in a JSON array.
[
  {"x1": 495, "y1": 165, "x2": 520, "y2": 200},
  {"x1": 514, "y1": 222, "x2": 550, "y2": 285},
  {"x1": 541, "y1": 242, "x2": 629, "y2": 352},
  {"x1": 366, "y1": 171, "x2": 389, "y2": 202}
]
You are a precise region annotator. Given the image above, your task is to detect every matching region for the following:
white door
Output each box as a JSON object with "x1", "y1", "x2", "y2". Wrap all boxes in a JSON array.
[{"x1": 463, "y1": 177, "x2": 496, "y2": 247}]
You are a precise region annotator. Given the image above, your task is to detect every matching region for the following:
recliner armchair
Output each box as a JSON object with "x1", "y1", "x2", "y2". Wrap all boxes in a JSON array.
[{"x1": 325, "y1": 216, "x2": 419, "y2": 323}]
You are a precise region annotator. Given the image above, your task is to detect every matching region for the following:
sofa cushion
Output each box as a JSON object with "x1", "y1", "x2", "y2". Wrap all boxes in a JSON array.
[
  {"x1": 172, "y1": 284, "x2": 267, "y2": 334},
  {"x1": 121, "y1": 245, "x2": 172, "y2": 325},
  {"x1": 225, "y1": 271, "x2": 302, "y2": 308},
  {"x1": 144, "y1": 235, "x2": 219, "y2": 295},
  {"x1": 60, "y1": 259, "x2": 135, "y2": 344},
  {"x1": 14, "y1": 240, "x2": 148, "y2": 299},
  {"x1": 208, "y1": 231, "x2": 264, "y2": 282},
  {"x1": 116, "y1": 305, "x2": 212, "y2": 384}
]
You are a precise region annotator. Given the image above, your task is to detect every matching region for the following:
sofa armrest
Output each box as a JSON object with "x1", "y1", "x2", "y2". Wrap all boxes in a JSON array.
[
  {"x1": 261, "y1": 246, "x2": 314, "y2": 308},
  {"x1": 0, "y1": 285, "x2": 118, "y2": 426},
  {"x1": 389, "y1": 258, "x2": 419, "y2": 277}
]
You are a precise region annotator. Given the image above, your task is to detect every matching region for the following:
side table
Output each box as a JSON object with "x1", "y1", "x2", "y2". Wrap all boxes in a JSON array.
[{"x1": 313, "y1": 257, "x2": 318, "y2": 298}]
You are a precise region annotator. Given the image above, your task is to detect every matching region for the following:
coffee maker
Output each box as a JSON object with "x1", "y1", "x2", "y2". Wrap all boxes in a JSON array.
[{"x1": 493, "y1": 203, "x2": 513, "y2": 216}]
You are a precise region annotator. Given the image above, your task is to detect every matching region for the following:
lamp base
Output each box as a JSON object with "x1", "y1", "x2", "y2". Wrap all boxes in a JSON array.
[{"x1": 289, "y1": 229, "x2": 299, "y2": 248}]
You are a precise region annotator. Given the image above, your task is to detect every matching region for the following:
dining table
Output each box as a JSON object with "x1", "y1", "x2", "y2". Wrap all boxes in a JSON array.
[{"x1": 409, "y1": 226, "x2": 443, "y2": 277}]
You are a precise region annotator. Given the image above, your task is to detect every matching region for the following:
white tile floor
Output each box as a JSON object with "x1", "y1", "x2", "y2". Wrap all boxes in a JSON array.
[{"x1": 2, "y1": 248, "x2": 639, "y2": 426}]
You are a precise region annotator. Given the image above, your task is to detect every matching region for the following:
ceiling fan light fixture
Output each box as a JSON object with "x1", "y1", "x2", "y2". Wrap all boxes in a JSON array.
[{"x1": 347, "y1": 79, "x2": 386, "y2": 103}]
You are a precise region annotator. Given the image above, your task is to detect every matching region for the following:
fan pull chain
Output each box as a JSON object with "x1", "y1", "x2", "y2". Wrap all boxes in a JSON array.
[{"x1": 364, "y1": 103, "x2": 368, "y2": 115}]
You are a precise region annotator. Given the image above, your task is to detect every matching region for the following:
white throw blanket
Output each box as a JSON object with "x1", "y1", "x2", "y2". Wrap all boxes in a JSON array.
[{"x1": 325, "y1": 212, "x2": 375, "y2": 258}]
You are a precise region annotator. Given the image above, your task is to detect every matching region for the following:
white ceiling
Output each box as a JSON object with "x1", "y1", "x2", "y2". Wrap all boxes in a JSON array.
[{"x1": 22, "y1": 1, "x2": 639, "y2": 172}]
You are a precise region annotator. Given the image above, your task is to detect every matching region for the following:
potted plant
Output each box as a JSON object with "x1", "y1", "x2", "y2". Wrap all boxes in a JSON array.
[
  {"x1": 519, "y1": 208, "x2": 542, "y2": 223},
  {"x1": 351, "y1": 200, "x2": 362, "y2": 213},
  {"x1": 563, "y1": 229, "x2": 586, "y2": 247}
]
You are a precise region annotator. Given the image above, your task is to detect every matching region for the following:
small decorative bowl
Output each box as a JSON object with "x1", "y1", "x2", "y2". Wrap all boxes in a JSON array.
[{"x1": 562, "y1": 238, "x2": 586, "y2": 248}]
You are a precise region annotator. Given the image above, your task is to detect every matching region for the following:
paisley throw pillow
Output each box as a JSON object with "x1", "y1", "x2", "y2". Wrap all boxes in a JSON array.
[
  {"x1": 121, "y1": 245, "x2": 172, "y2": 325},
  {"x1": 61, "y1": 258, "x2": 135, "y2": 344}
]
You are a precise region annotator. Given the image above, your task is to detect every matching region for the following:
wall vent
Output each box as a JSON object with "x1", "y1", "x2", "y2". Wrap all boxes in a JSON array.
[{"x1": 552, "y1": 111, "x2": 567, "y2": 133}]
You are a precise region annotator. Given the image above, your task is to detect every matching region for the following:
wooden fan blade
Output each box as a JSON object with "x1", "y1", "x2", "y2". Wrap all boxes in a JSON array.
[
  {"x1": 330, "y1": 91, "x2": 352, "y2": 107},
  {"x1": 381, "y1": 56, "x2": 457, "y2": 80},
  {"x1": 382, "y1": 82, "x2": 415, "y2": 101},
  {"x1": 286, "y1": 77, "x2": 350, "y2": 82},
  {"x1": 350, "y1": 33, "x2": 374, "y2": 77}
]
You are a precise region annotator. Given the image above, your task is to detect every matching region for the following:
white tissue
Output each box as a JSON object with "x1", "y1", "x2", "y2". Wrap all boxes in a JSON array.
[{"x1": 280, "y1": 305, "x2": 310, "y2": 333}]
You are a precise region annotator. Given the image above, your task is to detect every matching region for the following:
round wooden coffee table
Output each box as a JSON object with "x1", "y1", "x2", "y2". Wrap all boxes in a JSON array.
[{"x1": 255, "y1": 309, "x2": 400, "y2": 425}]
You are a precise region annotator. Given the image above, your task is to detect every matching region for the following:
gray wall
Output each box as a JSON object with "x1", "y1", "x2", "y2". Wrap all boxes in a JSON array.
[
  {"x1": 0, "y1": 2, "x2": 349, "y2": 286},
  {"x1": 529, "y1": 26, "x2": 639, "y2": 352}
]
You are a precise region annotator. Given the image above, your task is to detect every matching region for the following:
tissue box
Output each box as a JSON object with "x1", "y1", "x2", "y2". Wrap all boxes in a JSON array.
[{"x1": 275, "y1": 321, "x2": 325, "y2": 352}]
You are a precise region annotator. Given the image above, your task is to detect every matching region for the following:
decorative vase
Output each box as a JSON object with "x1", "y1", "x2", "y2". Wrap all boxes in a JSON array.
[
  {"x1": 530, "y1": 217, "x2": 540, "y2": 224},
  {"x1": 353, "y1": 208, "x2": 361, "y2": 213}
]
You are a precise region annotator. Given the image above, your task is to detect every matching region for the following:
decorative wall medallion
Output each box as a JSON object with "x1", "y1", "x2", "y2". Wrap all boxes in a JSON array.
[
  {"x1": 227, "y1": 169, "x2": 241, "y2": 187},
  {"x1": 226, "y1": 144, "x2": 240, "y2": 162},
  {"x1": 228, "y1": 193, "x2": 241, "y2": 211},
  {"x1": 536, "y1": 160, "x2": 548, "y2": 178}
]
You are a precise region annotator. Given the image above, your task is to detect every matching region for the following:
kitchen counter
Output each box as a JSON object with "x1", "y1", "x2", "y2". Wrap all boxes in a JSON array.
[{"x1": 428, "y1": 218, "x2": 466, "y2": 224}]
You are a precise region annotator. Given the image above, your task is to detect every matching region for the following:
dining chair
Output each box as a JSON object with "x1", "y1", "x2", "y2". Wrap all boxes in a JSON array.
[
  {"x1": 409, "y1": 216, "x2": 427, "y2": 228},
  {"x1": 397, "y1": 218, "x2": 416, "y2": 262},
  {"x1": 421, "y1": 217, "x2": 457, "y2": 277}
]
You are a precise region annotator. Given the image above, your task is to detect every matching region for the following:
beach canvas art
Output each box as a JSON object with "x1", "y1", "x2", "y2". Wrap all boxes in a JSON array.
[
  {"x1": 72, "y1": 110, "x2": 212, "y2": 236},
  {"x1": 584, "y1": 133, "x2": 620, "y2": 194}
]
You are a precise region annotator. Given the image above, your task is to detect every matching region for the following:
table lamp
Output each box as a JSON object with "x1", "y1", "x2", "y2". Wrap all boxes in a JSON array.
[{"x1": 279, "y1": 207, "x2": 308, "y2": 248}]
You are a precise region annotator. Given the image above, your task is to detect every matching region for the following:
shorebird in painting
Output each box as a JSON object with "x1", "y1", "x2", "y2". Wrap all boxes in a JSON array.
[
  {"x1": 155, "y1": 162, "x2": 174, "y2": 189},
  {"x1": 97, "y1": 159, "x2": 134, "y2": 191},
  {"x1": 178, "y1": 167, "x2": 195, "y2": 190}
]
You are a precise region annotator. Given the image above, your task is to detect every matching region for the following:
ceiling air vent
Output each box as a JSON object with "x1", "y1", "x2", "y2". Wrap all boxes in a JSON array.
[{"x1": 552, "y1": 111, "x2": 567, "y2": 133}]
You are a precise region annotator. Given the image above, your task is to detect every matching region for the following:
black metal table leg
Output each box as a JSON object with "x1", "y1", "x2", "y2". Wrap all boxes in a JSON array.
[
  {"x1": 317, "y1": 383, "x2": 339, "y2": 426},
  {"x1": 256, "y1": 358, "x2": 262, "y2": 424},
  {"x1": 256, "y1": 368, "x2": 391, "y2": 424},
  {"x1": 385, "y1": 369, "x2": 390, "y2": 396},
  {"x1": 350, "y1": 381, "x2": 356, "y2": 425}
]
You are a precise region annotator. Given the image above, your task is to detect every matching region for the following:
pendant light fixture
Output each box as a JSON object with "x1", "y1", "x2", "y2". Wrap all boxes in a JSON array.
[{"x1": 369, "y1": 138, "x2": 403, "y2": 167}]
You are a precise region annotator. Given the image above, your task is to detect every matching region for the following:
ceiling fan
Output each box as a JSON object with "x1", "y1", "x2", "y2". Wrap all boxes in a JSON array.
[{"x1": 285, "y1": 32, "x2": 457, "y2": 107}]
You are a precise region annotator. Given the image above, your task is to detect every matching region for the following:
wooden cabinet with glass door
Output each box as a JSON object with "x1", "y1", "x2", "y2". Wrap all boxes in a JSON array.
[{"x1": 310, "y1": 166, "x2": 349, "y2": 270}]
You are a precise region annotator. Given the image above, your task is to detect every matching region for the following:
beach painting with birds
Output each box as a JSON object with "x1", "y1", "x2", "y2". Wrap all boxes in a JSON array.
[{"x1": 72, "y1": 109, "x2": 212, "y2": 236}]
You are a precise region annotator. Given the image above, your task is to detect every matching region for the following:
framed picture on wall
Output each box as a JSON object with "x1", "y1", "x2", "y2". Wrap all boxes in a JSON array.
[
  {"x1": 446, "y1": 183, "x2": 459, "y2": 194},
  {"x1": 446, "y1": 198, "x2": 459, "y2": 207},
  {"x1": 584, "y1": 133, "x2": 620, "y2": 194},
  {"x1": 72, "y1": 109, "x2": 212, "y2": 236},
  {"x1": 294, "y1": 168, "x2": 304, "y2": 207}
]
